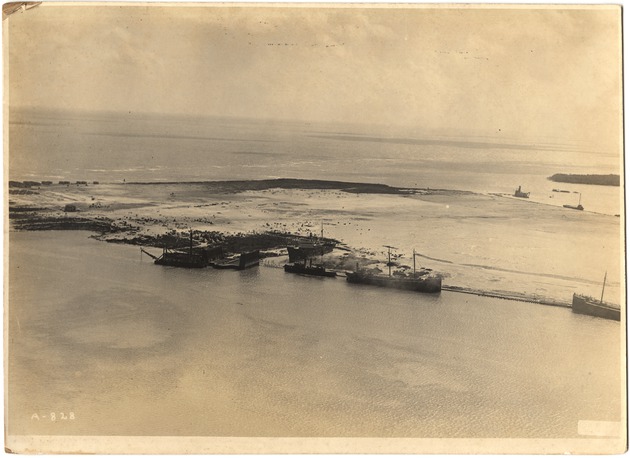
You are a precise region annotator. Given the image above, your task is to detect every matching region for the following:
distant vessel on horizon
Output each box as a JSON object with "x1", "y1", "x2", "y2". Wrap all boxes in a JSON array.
[
  {"x1": 563, "y1": 192, "x2": 584, "y2": 211},
  {"x1": 514, "y1": 185, "x2": 530, "y2": 198}
]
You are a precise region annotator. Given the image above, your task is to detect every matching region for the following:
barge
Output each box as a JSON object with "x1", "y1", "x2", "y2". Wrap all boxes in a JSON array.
[{"x1": 212, "y1": 250, "x2": 260, "y2": 270}]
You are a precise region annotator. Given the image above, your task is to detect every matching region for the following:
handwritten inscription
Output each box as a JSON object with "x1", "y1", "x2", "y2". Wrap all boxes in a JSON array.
[{"x1": 31, "y1": 412, "x2": 75, "y2": 421}]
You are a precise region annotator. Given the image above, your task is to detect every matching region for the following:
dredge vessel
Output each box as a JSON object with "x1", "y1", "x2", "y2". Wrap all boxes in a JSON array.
[{"x1": 143, "y1": 230, "x2": 223, "y2": 268}]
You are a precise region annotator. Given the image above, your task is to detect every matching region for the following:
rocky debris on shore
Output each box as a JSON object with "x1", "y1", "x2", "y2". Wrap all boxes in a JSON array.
[
  {"x1": 12, "y1": 217, "x2": 119, "y2": 233},
  {"x1": 98, "y1": 227, "x2": 338, "y2": 259},
  {"x1": 8, "y1": 178, "x2": 613, "y2": 308},
  {"x1": 10, "y1": 212, "x2": 120, "y2": 233}
]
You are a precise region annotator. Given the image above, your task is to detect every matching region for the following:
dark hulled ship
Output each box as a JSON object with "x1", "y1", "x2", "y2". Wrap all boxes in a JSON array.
[
  {"x1": 287, "y1": 240, "x2": 335, "y2": 262},
  {"x1": 572, "y1": 294, "x2": 620, "y2": 321},
  {"x1": 287, "y1": 222, "x2": 335, "y2": 262},
  {"x1": 155, "y1": 250, "x2": 208, "y2": 268},
  {"x1": 346, "y1": 246, "x2": 442, "y2": 294},
  {"x1": 514, "y1": 185, "x2": 530, "y2": 198},
  {"x1": 150, "y1": 230, "x2": 224, "y2": 268},
  {"x1": 346, "y1": 270, "x2": 442, "y2": 293},
  {"x1": 572, "y1": 272, "x2": 620, "y2": 321},
  {"x1": 563, "y1": 192, "x2": 584, "y2": 211},
  {"x1": 284, "y1": 261, "x2": 337, "y2": 277}
]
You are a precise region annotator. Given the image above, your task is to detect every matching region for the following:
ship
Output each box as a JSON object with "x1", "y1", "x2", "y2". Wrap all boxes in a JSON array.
[
  {"x1": 154, "y1": 249, "x2": 207, "y2": 268},
  {"x1": 572, "y1": 272, "x2": 620, "y2": 321},
  {"x1": 572, "y1": 295, "x2": 620, "y2": 321},
  {"x1": 514, "y1": 185, "x2": 530, "y2": 198},
  {"x1": 287, "y1": 239, "x2": 335, "y2": 262},
  {"x1": 563, "y1": 192, "x2": 584, "y2": 211},
  {"x1": 212, "y1": 250, "x2": 260, "y2": 270},
  {"x1": 284, "y1": 260, "x2": 337, "y2": 277},
  {"x1": 287, "y1": 222, "x2": 335, "y2": 262},
  {"x1": 146, "y1": 230, "x2": 224, "y2": 268},
  {"x1": 346, "y1": 247, "x2": 442, "y2": 293}
]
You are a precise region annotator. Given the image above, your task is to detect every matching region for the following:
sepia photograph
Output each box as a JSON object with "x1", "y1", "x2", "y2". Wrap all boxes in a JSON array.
[{"x1": 4, "y1": 3, "x2": 625, "y2": 454}]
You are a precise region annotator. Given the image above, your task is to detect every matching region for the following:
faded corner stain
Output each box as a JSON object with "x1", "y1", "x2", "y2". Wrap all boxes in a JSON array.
[{"x1": 3, "y1": 2, "x2": 41, "y2": 21}]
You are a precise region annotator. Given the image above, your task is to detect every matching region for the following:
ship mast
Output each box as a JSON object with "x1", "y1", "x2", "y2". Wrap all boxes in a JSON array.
[
  {"x1": 384, "y1": 245, "x2": 397, "y2": 277},
  {"x1": 189, "y1": 228, "x2": 193, "y2": 257},
  {"x1": 600, "y1": 271, "x2": 607, "y2": 304},
  {"x1": 413, "y1": 249, "x2": 416, "y2": 275}
]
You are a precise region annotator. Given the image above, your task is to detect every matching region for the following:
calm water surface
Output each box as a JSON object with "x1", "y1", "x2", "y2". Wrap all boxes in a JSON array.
[
  {"x1": 8, "y1": 231, "x2": 622, "y2": 437},
  {"x1": 10, "y1": 109, "x2": 622, "y2": 215}
]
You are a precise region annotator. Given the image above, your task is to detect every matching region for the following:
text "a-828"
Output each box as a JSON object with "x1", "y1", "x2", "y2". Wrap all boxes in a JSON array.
[{"x1": 31, "y1": 412, "x2": 75, "y2": 421}]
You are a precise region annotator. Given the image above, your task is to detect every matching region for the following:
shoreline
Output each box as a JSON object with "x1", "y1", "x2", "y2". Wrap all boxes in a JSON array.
[
  {"x1": 9, "y1": 179, "x2": 596, "y2": 308},
  {"x1": 9, "y1": 177, "x2": 473, "y2": 195},
  {"x1": 9, "y1": 177, "x2": 620, "y2": 309}
]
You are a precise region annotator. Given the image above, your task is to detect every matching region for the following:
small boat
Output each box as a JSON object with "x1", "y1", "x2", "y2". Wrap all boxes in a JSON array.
[
  {"x1": 563, "y1": 192, "x2": 584, "y2": 211},
  {"x1": 514, "y1": 185, "x2": 530, "y2": 198},
  {"x1": 284, "y1": 261, "x2": 337, "y2": 277},
  {"x1": 572, "y1": 272, "x2": 620, "y2": 321}
]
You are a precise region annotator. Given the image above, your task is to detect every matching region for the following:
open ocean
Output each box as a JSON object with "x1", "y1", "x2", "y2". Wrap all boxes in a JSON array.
[{"x1": 9, "y1": 108, "x2": 622, "y2": 215}]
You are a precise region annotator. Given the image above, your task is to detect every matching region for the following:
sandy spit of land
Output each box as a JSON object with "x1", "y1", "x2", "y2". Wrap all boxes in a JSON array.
[{"x1": 8, "y1": 179, "x2": 622, "y2": 306}]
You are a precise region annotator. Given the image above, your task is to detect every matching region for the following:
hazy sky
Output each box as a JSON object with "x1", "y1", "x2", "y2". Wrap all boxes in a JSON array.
[{"x1": 6, "y1": 4, "x2": 622, "y2": 150}]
